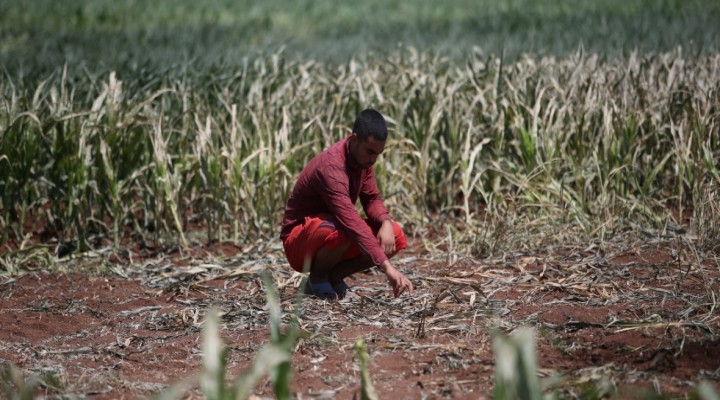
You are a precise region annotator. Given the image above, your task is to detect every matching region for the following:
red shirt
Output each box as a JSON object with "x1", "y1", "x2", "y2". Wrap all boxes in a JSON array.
[{"x1": 281, "y1": 137, "x2": 391, "y2": 266}]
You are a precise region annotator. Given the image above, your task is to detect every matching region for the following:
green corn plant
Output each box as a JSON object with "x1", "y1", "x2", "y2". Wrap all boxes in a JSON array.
[
  {"x1": 1, "y1": 110, "x2": 45, "y2": 242},
  {"x1": 262, "y1": 272, "x2": 298, "y2": 400},
  {"x1": 98, "y1": 139, "x2": 124, "y2": 246},
  {"x1": 192, "y1": 112, "x2": 224, "y2": 243},
  {"x1": 150, "y1": 120, "x2": 188, "y2": 248},
  {"x1": 696, "y1": 382, "x2": 720, "y2": 400},
  {"x1": 159, "y1": 273, "x2": 301, "y2": 400},
  {"x1": 517, "y1": 127, "x2": 538, "y2": 174},
  {"x1": 224, "y1": 272, "x2": 301, "y2": 399},
  {"x1": 156, "y1": 306, "x2": 292, "y2": 400},
  {"x1": 198, "y1": 308, "x2": 229, "y2": 400},
  {"x1": 491, "y1": 328, "x2": 720, "y2": 400},
  {"x1": 493, "y1": 327, "x2": 542, "y2": 400},
  {"x1": 355, "y1": 338, "x2": 379, "y2": 400}
]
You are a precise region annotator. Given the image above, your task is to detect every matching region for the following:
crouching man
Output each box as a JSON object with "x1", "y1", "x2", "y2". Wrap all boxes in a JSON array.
[{"x1": 280, "y1": 108, "x2": 414, "y2": 300}]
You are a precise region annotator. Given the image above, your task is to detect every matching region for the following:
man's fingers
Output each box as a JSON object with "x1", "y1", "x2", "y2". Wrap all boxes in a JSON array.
[
  {"x1": 392, "y1": 280, "x2": 413, "y2": 298},
  {"x1": 392, "y1": 280, "x2": 402, "y2": 297}
]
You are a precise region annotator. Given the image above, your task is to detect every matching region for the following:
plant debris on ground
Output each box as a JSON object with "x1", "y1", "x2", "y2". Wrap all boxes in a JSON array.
[{"x1": 1, "y1": 229, "x2": 718, "y2": 399}]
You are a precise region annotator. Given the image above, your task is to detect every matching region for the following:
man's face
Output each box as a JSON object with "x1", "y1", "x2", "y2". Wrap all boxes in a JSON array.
[{"x1": 349, "y1": 134, "x2": 386, "y2": 169}]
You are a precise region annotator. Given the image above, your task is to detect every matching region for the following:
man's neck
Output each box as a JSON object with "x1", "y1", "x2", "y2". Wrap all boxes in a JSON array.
[{"x1": 344, "y1": 137, "x2": 362, "y2": 171}]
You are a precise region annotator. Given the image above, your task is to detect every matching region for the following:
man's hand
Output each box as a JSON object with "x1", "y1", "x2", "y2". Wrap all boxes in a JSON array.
[
  {"x1": 377, "y1": 220, "x2": 396, "y2": 256},
  {"x1": 379, "y1": 260, "x2": 413, "y2": 298}
]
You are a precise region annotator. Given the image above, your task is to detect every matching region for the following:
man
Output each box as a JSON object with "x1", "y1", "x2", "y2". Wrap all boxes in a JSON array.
[{"x1": 280, "y1": 108, "x2": 414, "y2": 300}]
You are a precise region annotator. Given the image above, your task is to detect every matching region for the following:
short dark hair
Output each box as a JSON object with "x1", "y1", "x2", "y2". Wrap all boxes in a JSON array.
[{"x1": 352, "y1": 108, "x2": 388, "y2": 141}]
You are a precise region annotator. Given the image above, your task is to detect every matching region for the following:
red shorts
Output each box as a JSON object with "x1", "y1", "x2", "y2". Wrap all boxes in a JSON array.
[{"x1": 282, "y1": 213, "x2": 407, "y2": 273}]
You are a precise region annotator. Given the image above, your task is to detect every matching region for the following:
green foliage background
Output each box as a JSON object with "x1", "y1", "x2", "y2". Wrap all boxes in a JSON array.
[{"x1": 3, "y1": 0, "x2": 720, "y2": 81}]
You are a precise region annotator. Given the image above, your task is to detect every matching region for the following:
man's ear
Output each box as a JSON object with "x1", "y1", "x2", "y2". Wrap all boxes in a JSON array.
[{"x1": 348, "y1": 132, "x2": 359, "y2": 146}]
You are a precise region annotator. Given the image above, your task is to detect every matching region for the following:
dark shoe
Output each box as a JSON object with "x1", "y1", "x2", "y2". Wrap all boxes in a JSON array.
[
  {"x1": 332, "y1": 281, "x2": 350, "y2": 299},
  {"x1": 304, "y1": 281, "x2": 338, "y2": 300}
]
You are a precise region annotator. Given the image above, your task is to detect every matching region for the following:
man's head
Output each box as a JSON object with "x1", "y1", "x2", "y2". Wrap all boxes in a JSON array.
[{"x1": 349, "y1": 108, "x2": 387, "y2": 169}]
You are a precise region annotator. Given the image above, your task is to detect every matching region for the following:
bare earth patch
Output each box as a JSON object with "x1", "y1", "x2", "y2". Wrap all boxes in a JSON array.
[{"x1": 1, "y1": 236, "x2": 719, "y2": 399}]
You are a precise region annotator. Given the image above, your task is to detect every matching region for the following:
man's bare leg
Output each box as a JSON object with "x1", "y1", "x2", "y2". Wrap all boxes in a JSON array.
[
  {"x1": 309, "y1": 242, "x2": 354, "y2": 284},
  {"x1": 327, "y1": 257, "x2": 375, "y2": 285}
]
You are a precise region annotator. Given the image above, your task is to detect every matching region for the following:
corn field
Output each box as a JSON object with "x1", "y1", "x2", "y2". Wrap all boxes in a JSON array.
[
  {"x1": 1, "y1": 48, "x2": 718, "y2": 252},
  {"x1": 3, "y1": 1, "x2": 720, "y2": 398}
]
